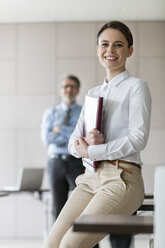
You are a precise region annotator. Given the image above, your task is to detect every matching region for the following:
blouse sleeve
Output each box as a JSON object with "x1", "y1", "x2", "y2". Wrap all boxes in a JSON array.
[
  {"x1": 68, "y1": 105, "x2": 84, "y2": 158},
  {"x1": 87, "y1": 81, "x2": 152, "y2": 161}
]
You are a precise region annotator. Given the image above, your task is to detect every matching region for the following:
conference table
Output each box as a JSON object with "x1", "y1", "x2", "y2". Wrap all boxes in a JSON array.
[
  {"x1": 73, "y1": 196, "x2": 154, "y2": 235},
  {"x1": 73, "y1": 214, "x2": 153, "y2": 234}
]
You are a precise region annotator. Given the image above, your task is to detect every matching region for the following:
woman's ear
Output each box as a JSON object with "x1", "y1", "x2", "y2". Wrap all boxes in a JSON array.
[
  {"x1": 127, "y1": 46, "x2": 133, "y2": 57},
  {"x1": 96, "y1": 45, "x2": 99, "y2": 56}
]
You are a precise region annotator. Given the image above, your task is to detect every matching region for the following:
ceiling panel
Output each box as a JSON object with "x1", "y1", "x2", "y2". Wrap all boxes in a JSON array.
[{"x1": 0, "y1": 0, "x2": 164, "y2": 23}]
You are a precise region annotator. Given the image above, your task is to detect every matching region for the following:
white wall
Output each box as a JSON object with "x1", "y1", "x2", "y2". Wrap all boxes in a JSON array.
[{"x1": 0, "y1": 21, "x2": 164, "y2": 238}]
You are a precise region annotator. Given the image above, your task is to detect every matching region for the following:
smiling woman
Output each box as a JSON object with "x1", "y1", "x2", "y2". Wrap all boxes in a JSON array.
[
  {"x1": 44, "y1": 20, "x2": 152, "y2": 248},
  {"x1": 96, "y1": 22, "x2": 133, "y2": 80}
]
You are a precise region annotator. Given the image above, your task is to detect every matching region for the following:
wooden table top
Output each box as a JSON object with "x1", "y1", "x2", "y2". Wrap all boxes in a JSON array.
[{"x1": 73, "y1": 214, "x2": 153, "y2": 234}]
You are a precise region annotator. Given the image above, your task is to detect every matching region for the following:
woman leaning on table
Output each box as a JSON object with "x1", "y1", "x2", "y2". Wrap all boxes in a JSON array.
[{"x1": 44, "y1": 20, "x2": 151, "y2": 248}]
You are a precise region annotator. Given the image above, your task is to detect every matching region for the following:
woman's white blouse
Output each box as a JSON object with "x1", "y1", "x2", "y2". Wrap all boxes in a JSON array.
[{"x1": 68, "y1": 70, "x2": 151, "y2": 165}]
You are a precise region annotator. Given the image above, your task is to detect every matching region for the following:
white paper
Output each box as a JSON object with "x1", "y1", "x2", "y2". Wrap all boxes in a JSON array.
[
  {"x1": 82, "y1": 95, "x2": 102, "y2": 172},
  {"x1": 84, "y1": 95, "x2": 98, "y2": 134}
]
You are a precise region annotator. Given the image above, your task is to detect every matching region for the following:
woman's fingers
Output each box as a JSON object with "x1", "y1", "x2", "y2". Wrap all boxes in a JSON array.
[{"x1": 89, "y1": 128, "x2": 100, "y2": 133}]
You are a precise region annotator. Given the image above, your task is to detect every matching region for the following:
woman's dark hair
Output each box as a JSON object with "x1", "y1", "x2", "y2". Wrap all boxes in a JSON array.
[{"x1": 97, "y1": 21, "x2": 133, "y2": 48}]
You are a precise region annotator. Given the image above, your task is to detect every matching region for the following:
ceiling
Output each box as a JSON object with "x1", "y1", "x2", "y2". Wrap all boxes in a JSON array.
[{"x1": 0, "y1": 0, "x2": 164, "y2": 23}]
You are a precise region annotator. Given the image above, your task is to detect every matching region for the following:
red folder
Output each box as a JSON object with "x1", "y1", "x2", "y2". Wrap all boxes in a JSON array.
[{"x1": 82, "y1": 95, "x2": 103, "y2": 172}]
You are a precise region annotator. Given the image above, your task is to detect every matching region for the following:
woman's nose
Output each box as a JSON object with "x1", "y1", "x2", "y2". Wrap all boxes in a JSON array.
[{"x1": 107, "y1": 45, "x2": 114, "y2": 54}]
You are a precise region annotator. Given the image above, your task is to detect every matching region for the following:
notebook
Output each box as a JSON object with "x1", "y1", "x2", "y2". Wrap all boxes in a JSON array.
[
  {"x1": 82, "y1": 95, "x2": 103, "y2": 172},
  {"x1": 2, "y1": 167, "x2": 44, "y2": 192}
]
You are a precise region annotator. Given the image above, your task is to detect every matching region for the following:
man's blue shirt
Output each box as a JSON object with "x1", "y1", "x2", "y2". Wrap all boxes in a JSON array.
[{"x1": 41, "y1": 102, "x2": 82, "y2": 158}]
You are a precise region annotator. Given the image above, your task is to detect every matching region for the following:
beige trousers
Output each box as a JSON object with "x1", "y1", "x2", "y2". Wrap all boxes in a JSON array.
[{"x1": 44, "y1": 161, "x2": 144, "y2": 248}]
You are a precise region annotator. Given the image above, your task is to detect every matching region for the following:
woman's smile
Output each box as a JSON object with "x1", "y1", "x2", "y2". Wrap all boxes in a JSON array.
[{"x1": 104, "y1": 55, "x2": 119, "y2": 62}]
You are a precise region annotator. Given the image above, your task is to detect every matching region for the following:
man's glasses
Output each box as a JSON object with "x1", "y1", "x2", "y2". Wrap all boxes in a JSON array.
[{"x1": 61, "y1": 85, "x2": 78, "y2": 90}]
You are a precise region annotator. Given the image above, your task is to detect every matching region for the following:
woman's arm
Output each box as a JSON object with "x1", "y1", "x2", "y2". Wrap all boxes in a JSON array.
[
  {"x1": 87, "y1": 82, "x2": 152, "y2": 161},
  {"x1": 68, "y1": 105, "x2": 104, "y2": 158},
  {"x1": 68, "y1": 106, "x2": 85, "y2": 158}
]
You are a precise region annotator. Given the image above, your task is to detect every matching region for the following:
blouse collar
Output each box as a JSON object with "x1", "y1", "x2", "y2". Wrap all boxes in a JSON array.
[{"x1": 103, "y1": 70, "x2": 130, "y2": 88}]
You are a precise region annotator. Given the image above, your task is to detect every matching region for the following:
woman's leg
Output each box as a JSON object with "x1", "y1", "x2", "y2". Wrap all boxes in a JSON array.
[
  {"x1": 44, "y1": 182, "x2": 94, "y2": 248},
  {"x1": 44, "y1": 162, "x2": 144, "y2": 248},
  {"x1": 59, "y1": 163, "x2": 144, "y2": 248}
]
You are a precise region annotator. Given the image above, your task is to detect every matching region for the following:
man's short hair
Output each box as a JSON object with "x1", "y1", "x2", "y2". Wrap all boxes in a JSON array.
[{"x1": 58, "y1": 74, "x2": 81, "y2": 89}]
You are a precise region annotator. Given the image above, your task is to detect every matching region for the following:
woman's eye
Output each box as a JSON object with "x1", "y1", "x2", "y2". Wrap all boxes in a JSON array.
[
  {"x1": 114, "y1": 43, "x2": 123, "y2": 48},
  {"x1": 101, "y1": 43, "x2": 109, "y2": 47}
]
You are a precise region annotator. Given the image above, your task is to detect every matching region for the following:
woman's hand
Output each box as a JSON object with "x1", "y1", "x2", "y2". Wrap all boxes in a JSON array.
[
  {"x1": 84, "y1": 128, "x2": 104, "y2": 145},
  {"x1": 74, "y1": 137, "x2": 89, "y2": 158}
]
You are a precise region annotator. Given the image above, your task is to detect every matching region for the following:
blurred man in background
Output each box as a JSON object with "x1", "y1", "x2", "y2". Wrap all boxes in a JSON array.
[{"x1": 41, "y1": 74, "x2": 84, "y2": 220}]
